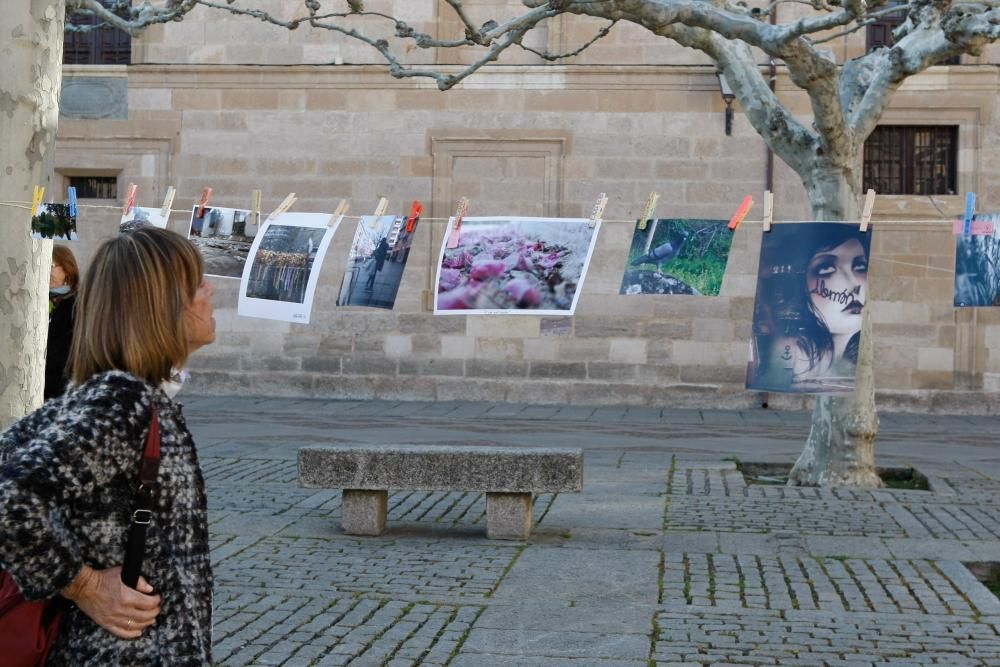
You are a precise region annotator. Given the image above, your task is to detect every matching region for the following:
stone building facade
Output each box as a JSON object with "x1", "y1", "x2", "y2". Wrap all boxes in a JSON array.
[{"x1": 55, "y1": 2, "x2": 1000, "y2": 411}]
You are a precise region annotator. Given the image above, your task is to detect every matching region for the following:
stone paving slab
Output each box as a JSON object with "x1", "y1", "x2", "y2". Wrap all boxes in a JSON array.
[{"x1": 179, "y1": 396, "x2": 1000, "y2": 666}]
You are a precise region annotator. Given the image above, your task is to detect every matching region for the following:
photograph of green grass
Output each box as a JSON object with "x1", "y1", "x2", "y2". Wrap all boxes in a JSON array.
[{"x1": 619, "y1": 219, "x2": 733, "y2": 296}]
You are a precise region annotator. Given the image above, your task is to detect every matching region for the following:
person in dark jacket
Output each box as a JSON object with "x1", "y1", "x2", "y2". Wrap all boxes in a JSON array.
[
  {"x1": 45, "y1": 245, "x2": 80, "y2": 400},
  {"x1": 365, "y1": 237, "x2": 390, "y2": 289},
  {"x1": 0, "y1": 227, "x2": 217, "y2": 665}
]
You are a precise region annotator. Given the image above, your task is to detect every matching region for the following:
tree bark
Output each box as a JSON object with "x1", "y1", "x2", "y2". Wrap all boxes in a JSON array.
[
  {"x1": 788, "y1": 162, "x2": 882, "y2": 488},
  {"x1": 0, "y1": 0, "x2": 65, "y2": 430}
]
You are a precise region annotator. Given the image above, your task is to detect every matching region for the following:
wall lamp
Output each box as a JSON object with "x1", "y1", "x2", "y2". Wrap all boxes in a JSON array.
[{"x1": 716, "y1": 71, "x2": 736, "y2": 136}]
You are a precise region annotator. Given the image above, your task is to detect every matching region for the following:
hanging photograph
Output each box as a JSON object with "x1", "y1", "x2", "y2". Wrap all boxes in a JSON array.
[
  {"x1": 120, "y1": 206, "x2": 169, "y2": 230},
  {"x1": 434, "y1": 216, "x2": 601, "y2": 315},
  {"x1": 954, "y1": 213, "x2": 1000, "y2": 307},
  {"x1": 619, "y1": 219, "x2": 732, "y2": 296},
  {"x1": 746, "y1": 222, "x2": 872, "y2": 395},
  {"x1": 186, "y1": 205, "x2": 260, "y2": 280},
  {"x1": 31, "y1": 203, "x2": 78, "y2": 241},
  {"x1": 336, "y1": 214, "x2": 418, "y2": 309},
  {"x1": 238, "y1": 212, "x2": 341, "y2": 324}
]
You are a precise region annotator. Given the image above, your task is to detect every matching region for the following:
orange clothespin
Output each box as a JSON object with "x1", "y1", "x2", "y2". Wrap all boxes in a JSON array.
[
  {"x1": 762, "y1": 190, "x2": 773, "y2": 232},
  {"x1": 405, "y1": 200, "x2": 422, "y2": 233},
  {"x1": 197, "y1": 187, "x2": 213, "y2": 218},
  {"x1": 638, "y1": 192, "x2": 659, "y2": 231},
  {"x1": 859, "y1": 189, "x2": 875, "y2": 233},
  {"x1": 30, "y1": 186, "x2": 45, "y2": 216},
  {"x1": 589, "y1": 193, "x2": 608, "y2": 229},
  {"x1": 727, "y1": 195, "x2": 753, "y2": 230},
  {"x1": 446, "y1": 197, "x2": 469, "y2": 249},
  {"x1": 266, "y1": 193, "x2": 297, "y2": 223},
  {"x1": 122, "y1": 183, "x2": 138, "y2": 217},
  {"x1": 160, "y1": 186, "x2": 176, "y2": 219}
]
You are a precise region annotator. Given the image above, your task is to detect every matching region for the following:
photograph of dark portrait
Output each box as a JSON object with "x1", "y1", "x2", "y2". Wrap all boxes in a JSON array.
[
  {"x1": 31, "y1": 203, "x2": 78, "y2": 241},
  {"x1": 619, "y1": 219, "x2": 732, "y2": 296},
  {"x1": 433, "y1": 216, "x2": 600, "y2": 315},
  {"x1": 954, "y1": 213, "x2": 1000, "y2": 307},
  {"x1": 238, "y1": 212, "x2": 340, "y2": 324},
  {"x1": 336, "y1": 214, "x2": 417, "y2": 310},
  {"x1": 186, "y1": 205, "x2": 259, "y2": 280},
  {"x1": 746, "y1": 222, "x2": 872, "y2": 395}
]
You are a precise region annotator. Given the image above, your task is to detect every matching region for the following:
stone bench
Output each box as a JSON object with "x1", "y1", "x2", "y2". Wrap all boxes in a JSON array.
[{"x1": 298, "y1": 445, "x2": 583, "y2": 540}]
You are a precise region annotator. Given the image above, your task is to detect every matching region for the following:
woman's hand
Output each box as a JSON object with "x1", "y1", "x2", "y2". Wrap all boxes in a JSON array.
[{"x1": 62, "y1": 565, "x2": 161, "y2": 639}]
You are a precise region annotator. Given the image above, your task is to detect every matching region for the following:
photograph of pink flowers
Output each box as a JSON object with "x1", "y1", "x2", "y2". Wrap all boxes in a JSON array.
[
  {"x1": 746, "y1": 222, "x2": 871, "y2": 395},
  {"x1": 434, "y1": 216, "x2": 601, "y2": 315},
  {"x1": 336, "y1": 214, "x2": 418, "y2": 310},
  {"x1": 619, "y1": 219, "x2": 732, "y2": 296}
]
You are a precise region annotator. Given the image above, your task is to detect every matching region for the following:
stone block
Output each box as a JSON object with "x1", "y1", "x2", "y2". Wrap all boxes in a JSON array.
[
  {"x1": 341, "y1": 489, "x2": 387, "y2": 536},
  {"x1": 486, "y1": 493, "x2": 533, "y2": 540},
  {"x1": 529, "y1": 362, "x2": 587, "y2": 380}
]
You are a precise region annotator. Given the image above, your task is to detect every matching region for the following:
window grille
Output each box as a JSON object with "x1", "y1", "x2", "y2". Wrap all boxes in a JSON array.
[
  {"x1": 64, "y1": 1, "x2": 131, "y2": 65},
  {"x1": 68, "y1": 176, "x2": 118, "y2": 199},
  {"x1": 863, "y1": 126, "x2": 958, "y2": 195}
]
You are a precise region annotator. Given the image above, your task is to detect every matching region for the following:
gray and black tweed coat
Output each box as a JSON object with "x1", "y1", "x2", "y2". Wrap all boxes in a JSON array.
[{"x1": 0, "y1": 370, "x2": 213, "y2": 665}]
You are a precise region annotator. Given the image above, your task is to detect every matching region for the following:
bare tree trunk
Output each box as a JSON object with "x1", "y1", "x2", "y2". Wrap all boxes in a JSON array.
[
  {"x1": 0, "y1": 0, "x2": 65, "y2": 430},
  {"x1": 789, "y1": 162, "x2": 882, "y2": 487}
]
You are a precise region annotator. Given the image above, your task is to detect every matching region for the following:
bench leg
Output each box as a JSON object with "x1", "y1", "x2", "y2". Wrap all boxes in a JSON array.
[
  {"x1": 486, "y1": 492, "x2": 533, "y2": 540},
  {"x1": 341, "y1": 489, "x2": 387, "y2": 536}
]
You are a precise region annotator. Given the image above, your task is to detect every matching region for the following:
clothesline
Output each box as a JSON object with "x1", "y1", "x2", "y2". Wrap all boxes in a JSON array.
[{"x1": 0, "y1": 199, "x2": 979, "y2": 227}]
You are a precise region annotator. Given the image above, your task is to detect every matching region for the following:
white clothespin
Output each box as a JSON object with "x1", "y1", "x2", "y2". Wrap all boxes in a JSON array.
[
  {"x1": 588, "y1": 193, "x2": 608, "y2": 228},
  {"x1": 860, "y1": 189, "x2": 875, "y2": 233}
]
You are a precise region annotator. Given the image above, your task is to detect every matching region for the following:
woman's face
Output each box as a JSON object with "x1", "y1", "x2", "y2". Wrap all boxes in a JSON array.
[
  {"x1": 806, "y1": 238, "x2": 868, "y2": 336},
  {"x1": 50, "y1": 262, "x2": 67, "y2": 289},
  {"x1": 183, "y1": 277, "x2": 216, "y2": 353}
]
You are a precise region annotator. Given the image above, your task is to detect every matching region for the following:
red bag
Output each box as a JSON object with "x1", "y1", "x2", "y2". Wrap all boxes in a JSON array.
[{"x1": 0, "y1": 569, "x2": 62, "y2": 667}]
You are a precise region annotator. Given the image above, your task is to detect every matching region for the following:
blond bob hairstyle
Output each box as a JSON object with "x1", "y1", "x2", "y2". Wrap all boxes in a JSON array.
[{"x1": 70, "y1": 227, "x2": 204, "y2": 386}]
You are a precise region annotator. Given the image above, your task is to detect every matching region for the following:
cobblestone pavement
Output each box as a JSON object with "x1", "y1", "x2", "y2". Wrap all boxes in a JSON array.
[{"x1": 182, "y1": 396, "x2": 1000, "y2": 666}]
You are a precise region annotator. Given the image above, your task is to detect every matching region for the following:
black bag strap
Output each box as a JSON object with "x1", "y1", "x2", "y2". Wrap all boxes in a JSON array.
[{"x1": 121, "y1": 405, "x2": 161, "y2": 589}]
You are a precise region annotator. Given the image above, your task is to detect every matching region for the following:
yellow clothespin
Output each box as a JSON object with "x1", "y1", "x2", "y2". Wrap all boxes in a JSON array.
[
  {"x1": 250, "y1": 190, "x2": 262, "y2": 230},
  {"x1": 727, "y1": 195, "x2": 753, "y2": 230},
  {"x1": 446, "y1": 197, "x2": 469, "y2": 249},
  {"x1": 160, "y1": 186, "x2": 176, "y2": 219},
  {"x1": 860, "y1": 188, "x2": 875, "y2": 233},
  {"x1": 762, "y1": 190, "x2": 774, "y2": 233},
  {"x1": 370, "y1": 197, "x2": 388, "y2": 227},
  {"x1": 589, "y1": 193, "x2": 608, "y2": 229},
  {"x1": 638, "y1": 192, "x2": 659, "y2": 231},
  {"x1": 266, "y1": 193, "x2": 297, "y2": 222},
  {"x1": 30, "y1": 186, "x2": 45, "y2": 216},
  {"x1": 122, "y1": 183, "x2": 138, "y2": 217},
  {"x1": 330, "y1": 199, "x2": 349, "y2": 226}
]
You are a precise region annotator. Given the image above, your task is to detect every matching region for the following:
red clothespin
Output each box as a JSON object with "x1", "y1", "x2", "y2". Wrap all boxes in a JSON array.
[
  {"x1": 197, "y1": 187, "x2": 213, "y2": 218},
  {"x1": 405, "y1": 200, "x2": 422, "y2": 233},
  {"x1": 446, "y1": 197, "x2": 469, "y2": 249},
  {"x1": 122, "y1": 183, "x2": 138, "y2": 217},
  {"x1": 727, "y1": 195, "x2": 753, "y2": 230}
]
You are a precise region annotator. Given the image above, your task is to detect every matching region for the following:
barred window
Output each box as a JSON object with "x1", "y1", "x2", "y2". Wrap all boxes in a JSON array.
[
  {"x1": 867, "y1": 1, "x2": 959, "y2": 64},
  {"x1": 863, "y1": 126, "x2": 958, "y2": 196},
  {"x1": 64, "y1": 1, "x2": 131, "y2": 65},
  {"x1": 68, "y1": 176, "x2": 118, "y2": 199}
]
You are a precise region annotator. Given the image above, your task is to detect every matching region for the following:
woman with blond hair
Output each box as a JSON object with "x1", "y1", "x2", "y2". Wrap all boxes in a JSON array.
[
  {"x1": 0, "y1": 227, "x2": 216, "y2": 664},
  {"x1": 46, "y1": 245, "x2": 81, "y2": 400}
]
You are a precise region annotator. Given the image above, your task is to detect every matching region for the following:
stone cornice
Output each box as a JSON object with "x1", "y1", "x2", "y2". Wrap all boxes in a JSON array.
[{"x1": 119, "y1": 63, "x2": 1000, "y2": 93}]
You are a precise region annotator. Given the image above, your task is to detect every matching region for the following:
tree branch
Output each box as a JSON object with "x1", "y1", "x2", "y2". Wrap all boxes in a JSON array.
[{"x1": 517, "y1": 20, "x2": 618, "y2": 61}]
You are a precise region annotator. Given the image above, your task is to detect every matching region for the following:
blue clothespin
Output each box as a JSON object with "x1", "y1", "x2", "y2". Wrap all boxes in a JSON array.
[
  {"x1": 962, "y1": 192, "x2": 976, "y2": 235},
  {"x1": 67, "y1": 187, "x2": 78, "y2": 218}
]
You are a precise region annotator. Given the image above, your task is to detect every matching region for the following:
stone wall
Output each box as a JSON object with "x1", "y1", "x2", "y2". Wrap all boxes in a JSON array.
[{"x1": 51, "y1": 5, "x2": 1000, "y2": 411}]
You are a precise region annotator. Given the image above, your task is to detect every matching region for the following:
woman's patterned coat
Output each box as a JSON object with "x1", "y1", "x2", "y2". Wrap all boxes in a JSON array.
[{"x1": 0, "y1": 370, "x2": 213, "y2": 665}]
